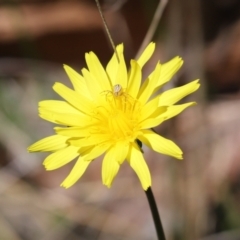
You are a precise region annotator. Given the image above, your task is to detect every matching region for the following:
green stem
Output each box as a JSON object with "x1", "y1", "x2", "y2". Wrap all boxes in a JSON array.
[{"x1": 145, "y1": 187, "x2": 166, "y2": 240}]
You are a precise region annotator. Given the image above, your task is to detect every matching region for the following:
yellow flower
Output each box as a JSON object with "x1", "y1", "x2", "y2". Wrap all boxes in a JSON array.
[{"x1": 28, "y1": 43, "x2": 200, "y2": 190}]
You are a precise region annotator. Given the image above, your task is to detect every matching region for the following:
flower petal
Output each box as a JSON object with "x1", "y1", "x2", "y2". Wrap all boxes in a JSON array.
[
  {"x1": 156, "y1": 56, "x2": 183, "y2": 88},
  {"x1": 83, "y1": 143, "x2": 110, "y2": 161},
  {"x1": 140, "y1": 117, "x2": 164, "y2": 129},
  {"x1": 148, "y1": 56, "x2": 183, "y2": 93},
  {"x1": 106, "y1": 44, "x2": 123, "y2": 85},
  {"x1": 127, "y1": 142, "x2": 151, "y2": 190},
  {"x1": 85, "y1": 52, "x2": 111, "y2": 91},
  {"x1": 39, "y1": 100, "x2": 83, "y2": 115},
  {"x1": 38, "y1": 111, "x2": 59, "y2": 124},
  {"x1": 68, "y1": 134, "x2": 108, "y2": 148},
  {"x1": 112, "y1": 142, "x2": 129, "y2": 164},
  {"x1": 159, "y1": 80, "x2": 200, "y2": 106},
  {"x1": 139, "y1": 107, "x2": 167, "y2": 129},
  {"x1": 53, "y1": 82, "x2": 95, "y2": 114},
  {"x1": 28, "y1": 135, "x2": 69, "y2": 152},
  {"x1": 102, "y1": 146, "x2": 120, "y2": 188},
  {"x1": 63, "y1": 65, "x2": 91, "y2": 99},
  {"x1": 61, "y1": 156, "x2": 91, "y2": 188},
  {"x1": 138, "y1": 130, "x2": 183, "y2": 159},
  {"x1": 161, "y1": 102, "x2": 196, "y2": 122},
  {"x1": 82, "y1": 68, "x2": 103, "y2": 98},
  {"x1": 43, "y1": 146, "x2": 80, "y2": 170},
  {"x1": 39, "y1": 109, "x2": 91, "y2": 126},
  {"x1": 54, "y1": 127, "x2": 91, "y2": 138},
  {"x1": 127, "y1": 60, "x2": 142, "y2": 99},
  {"x1": 137, "y1": 42, "x2": 155, "y2": 68},
  {"x1": 139, "y1": 96, "x2": 159, "y2": 121},
  {"x1": 115, "y1": 49, "x2": 128, "y2": 89},
  {"x1": 118, "y1": 143, "x2": 130, "y2": 164},
  {"x1": 138, "y1": 63, "x2": 161, "y2": 104}
]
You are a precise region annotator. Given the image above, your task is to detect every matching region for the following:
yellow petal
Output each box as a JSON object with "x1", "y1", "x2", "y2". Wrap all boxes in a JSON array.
[
  {"x1": 39, "y1": 108, "x2": 90, "y2": 126},
  {"x1": 161, "y1": 102, "x2": 196, "y2": 121},
  {"x1": 137, "y1": 42, "x2": 155, "y2": 68},
  {"x1": 117, "y1": 142, "x2": 129, "y2": 164},
  {"x1": 138, "y1": 63, "x2": 161, "y2": 104},
  {"x1": 127, "y1": 60, "x2": 142, "y2": 99},
  {"x1": 82, "y1": 68, "x2": 103, "y2": 98},
  {"x1": 61, "y1": 156, "x2": 91, "y2": 188},
  {"x1": 63, "y1": 65, "x2": 91, "y2": 99},
  {"x1": 139, "y1": 96, "x2": 159, "y2": 122},
  {"x1": 67, "y1": 138, "x2": 90, "y2": 148},
  {"x1": 102, "y1": 146, "x2": 120, "y2": 188},
  {"x1": 28, "y1": 135, "x2": 69, "y2": 152},
  {"x1": 140, "y1": 117, "x2": 164, "y2": 129},
  {"x1": 68, "y1": 134, "x2": 108, "y2": 148},
  {"x1": 148, "y1": 56, "x2": 183, "y2": 93},
  {"x1": 53, "y1": 82, "x2": 95, "y2": 114},
  {"x1": 145, "y1": 106, "x2": 168, "y2": 119},
  {"x1": 39, "y1": 100, "x2": 83, "y2": 115},
  {"x1": 38, "y1": 111, "x2": 58, "y2": 124},
  {"x1": 156, "y1": 56, "x2": 183, "y2": 88},
  {"x1": 115, "y1": 49, "x2": 128, "y2": 89},
  {"x1": 54, "y1": 127, "x2": 90, "y2": 138},
  {"x1": 138, "y1": 130, "x2": 183, "y2": 159},
  {"x1": 85, "y1": 51, "x2": 111, "y2": 91},
  {"x1": 159, "y1": 80, "x2": 200, "y2": 106},
  {"x1": 109, "y1": 142, "x2": 129, "y2": 164},
  {"x1": 139, "y1": 107, "x2": 167, "y2": 129},
  {"x1": 43, "y1": 146, "x2": 80, "y2": 170},
  {"x1": 83, "y1": 143, "x2": 110, "y2": 161},
  {"x1": 127, "y1": 142, "x2": 151, "y2": 190},
  {"x1": 106, "y1": 44, "x2": 123, "y2": 86}
]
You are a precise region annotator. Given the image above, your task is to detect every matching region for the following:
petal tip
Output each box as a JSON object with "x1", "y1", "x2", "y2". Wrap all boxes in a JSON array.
[
  {"x1": 60, "y1": 183, "x2": 69, "y2": 189},
  {"x1": 103, "y1": 182, "x2": 112, "y2": 188},
  {"x1": 175, "y1": 56, "x2": 184, "y2": 66},
  {"x1": 116, "y1": 43, "x2": 124, "y2": 53},
  {"x1": 52, "y1": 82, "x2": 61, "y2": 91},
  {"x1": 176, "y1": 154, "x2": 183, "y2": 160},
  {"x1": 27, "y1": 147, "x2": 32, "y2": 153},
  {"x1": 148, "y1": 42, "x2": 155, "y2": 48},
  {"x1": 191, "y1": 102, "x2": 197, "y2": 106}
]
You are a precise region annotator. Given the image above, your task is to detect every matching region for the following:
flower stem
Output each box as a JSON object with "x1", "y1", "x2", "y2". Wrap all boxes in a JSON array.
[
  {"x1": 145, "y1": 187, "x2": 166, "y2": 240},
  {"x1": 135, "y1": 0, "x2": 168, "y2": 59},
  {"x1": 94, "y1": 0, "x2": 120, "y2": 62}
]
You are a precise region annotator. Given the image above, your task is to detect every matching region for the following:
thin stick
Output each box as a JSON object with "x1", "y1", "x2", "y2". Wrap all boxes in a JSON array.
[
  {"x1": 95, "y1": 0, "x2": 120, "y2": 62},
  {"x1": 136, "y1": 0, "x2": 168, "y2": 59},
  {"x1": 145, "y1": 187, "x2": 166, "y2": 240}
]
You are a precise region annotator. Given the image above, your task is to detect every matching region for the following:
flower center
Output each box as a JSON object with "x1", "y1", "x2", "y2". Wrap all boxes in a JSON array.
[{"x1": 94, "y1": 86, "x2": 141, "y2": 143}]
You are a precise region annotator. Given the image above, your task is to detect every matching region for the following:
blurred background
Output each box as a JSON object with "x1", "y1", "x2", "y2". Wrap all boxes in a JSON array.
[{"x1": 0, "y1": 0, "x2": 240, "y2": 239}]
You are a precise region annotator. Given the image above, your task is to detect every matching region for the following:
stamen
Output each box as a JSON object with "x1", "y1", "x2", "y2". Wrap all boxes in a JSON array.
[{"x1": 93, "y1": 87, "x2": 142, "y2": 142}]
